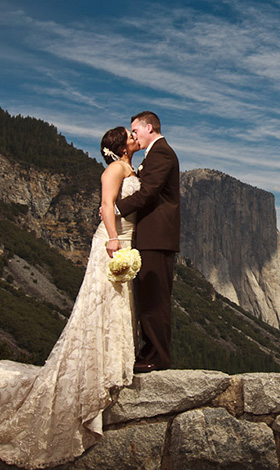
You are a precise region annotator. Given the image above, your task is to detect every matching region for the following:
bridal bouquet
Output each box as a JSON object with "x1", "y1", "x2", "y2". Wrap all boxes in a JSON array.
[{"x1": 107, "y1": 247, "x2": 142, "y2": 283}]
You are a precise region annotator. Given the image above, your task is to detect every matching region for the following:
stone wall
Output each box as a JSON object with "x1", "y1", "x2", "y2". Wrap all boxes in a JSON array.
[
  {"x1": 56, "y1": 369, "x2": 280, "y2": 469},
  {"x1": 0, "y1": 371, "x2": 280, "y2": 469}
]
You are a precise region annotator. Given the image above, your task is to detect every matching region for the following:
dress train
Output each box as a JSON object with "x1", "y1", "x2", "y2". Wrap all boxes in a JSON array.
[{"x1": 0, "y1": 175, "x2": 140, "y2": 469}]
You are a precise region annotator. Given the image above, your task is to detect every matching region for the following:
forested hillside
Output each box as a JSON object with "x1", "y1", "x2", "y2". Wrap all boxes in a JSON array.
[
  {"x1": 0, "y1": 107, "x2": 103, "y2": 266},
  {"x1": 172, "y1": 261, "x2": 280, "y2": 373},
  {"x1": 0, "y1": 107, "x2": 103, "y2": 192}
]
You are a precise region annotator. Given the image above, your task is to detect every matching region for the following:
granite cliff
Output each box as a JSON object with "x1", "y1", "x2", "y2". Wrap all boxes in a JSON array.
[{"x1": 180, "y1": 169, "x2": 280, "y2": 328}]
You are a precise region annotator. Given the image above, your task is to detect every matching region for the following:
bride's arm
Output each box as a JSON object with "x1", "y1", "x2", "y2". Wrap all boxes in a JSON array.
[{"x1": 101, "y1": 162, "x2": 126, "y2": 258}]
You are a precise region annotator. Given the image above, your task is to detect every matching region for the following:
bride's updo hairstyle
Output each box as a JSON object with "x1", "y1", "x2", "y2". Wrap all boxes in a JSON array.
[{"x1": 100, "y1": 127, "x2": 127, "y2": 165}]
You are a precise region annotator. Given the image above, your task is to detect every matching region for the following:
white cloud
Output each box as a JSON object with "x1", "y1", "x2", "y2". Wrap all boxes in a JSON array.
[
  {"x1": 2, "y1": 1, "x2": 280, "y2": 124},
  {"x1": 11, "y1": 2, "x2": 277, "y2": 134},
  {"x1": 54, "y1": 122, "x2": 103, "y2": 139},
  {"x1": 30, "y1": 83, "x2": 102, "y2": 109}
]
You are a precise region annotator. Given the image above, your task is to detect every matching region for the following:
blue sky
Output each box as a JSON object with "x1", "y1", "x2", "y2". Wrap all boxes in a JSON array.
[{"x1": 1, "y1": 0, "x2": 280, "y2": 227}]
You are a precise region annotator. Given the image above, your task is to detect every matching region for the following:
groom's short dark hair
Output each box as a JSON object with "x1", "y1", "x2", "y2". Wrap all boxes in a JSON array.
[{"x1": 131, "y1": 111, "x2": 161, "y2": 134}]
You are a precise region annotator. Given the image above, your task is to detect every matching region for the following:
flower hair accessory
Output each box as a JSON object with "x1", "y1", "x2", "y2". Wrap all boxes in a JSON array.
[
  {"x1": 103, "y1": 147, "x2": 121, "y2": 161},
  {"x1": 107, "y1": 248, "x2": 142, "y2": 283}
]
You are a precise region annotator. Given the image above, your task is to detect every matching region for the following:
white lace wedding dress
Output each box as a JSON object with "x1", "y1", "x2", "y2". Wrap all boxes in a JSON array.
[{"x1": 0, "y1": 175, "x2": 140, "y2": 469}]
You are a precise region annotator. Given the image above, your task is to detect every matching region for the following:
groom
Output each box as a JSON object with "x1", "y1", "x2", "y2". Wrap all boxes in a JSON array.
[{"x1": 117, "y1": 111, "x2": 180, "y2": 372}]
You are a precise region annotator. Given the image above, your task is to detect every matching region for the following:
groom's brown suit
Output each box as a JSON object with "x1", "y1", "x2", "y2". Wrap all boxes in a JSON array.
[{"x1": 117, "y1": 137, "x2": 180, "y2": 369}]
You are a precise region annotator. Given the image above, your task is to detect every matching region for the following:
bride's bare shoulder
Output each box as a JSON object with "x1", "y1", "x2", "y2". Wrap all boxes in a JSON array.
[
  {"x1": 101, "y1": 161, "x2": 128, "y2": 187},
  {"x1": 102, "y1": 161, "x2": 130, "y2": 179}
]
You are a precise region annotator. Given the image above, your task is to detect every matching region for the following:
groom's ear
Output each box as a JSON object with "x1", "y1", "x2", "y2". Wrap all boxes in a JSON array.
[{"x1": 147, "y1": 123, "x2": 153, "y2": 134}]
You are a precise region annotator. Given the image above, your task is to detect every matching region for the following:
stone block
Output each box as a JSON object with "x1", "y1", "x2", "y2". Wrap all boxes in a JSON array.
[{"x1": 104, "y1": 369, "x2": 230, "y2": 424}]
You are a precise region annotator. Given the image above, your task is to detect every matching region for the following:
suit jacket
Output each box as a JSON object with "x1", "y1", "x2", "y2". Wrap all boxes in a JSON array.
[{"x1": 117, "y1": 137, "x2": 180, "y2": 251}]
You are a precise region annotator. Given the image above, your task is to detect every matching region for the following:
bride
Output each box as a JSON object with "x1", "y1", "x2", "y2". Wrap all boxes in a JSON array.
[{"x1": 0, "y1": 127, "x2": 140, "y2": 469}]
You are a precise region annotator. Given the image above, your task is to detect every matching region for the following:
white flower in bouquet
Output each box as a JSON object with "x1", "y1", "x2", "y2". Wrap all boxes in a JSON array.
[{"x1": 107, "y1": 248, "x2": 142, "y2": 283}]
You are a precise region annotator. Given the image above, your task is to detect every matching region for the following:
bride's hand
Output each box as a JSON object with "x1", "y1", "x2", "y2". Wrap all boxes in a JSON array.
[{"x1": 106, "y1": 239, "x2": 121, "y2": 258}]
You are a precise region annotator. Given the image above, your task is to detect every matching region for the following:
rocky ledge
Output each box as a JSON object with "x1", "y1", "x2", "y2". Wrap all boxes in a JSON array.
[
  {"x1": 1, "y1": 369, "x2": 280, "y2": 469},
  {"x1": 56, "y1": 369, "x2": 280, "y2": 469}
]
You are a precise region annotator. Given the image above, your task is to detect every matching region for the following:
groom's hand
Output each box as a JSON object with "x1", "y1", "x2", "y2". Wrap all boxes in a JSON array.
[{"x1": 115, "y1": 193, "x2": 122, "y2": 214}]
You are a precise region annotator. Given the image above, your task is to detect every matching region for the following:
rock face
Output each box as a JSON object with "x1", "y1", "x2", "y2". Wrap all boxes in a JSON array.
[
  {"x1": 0, "y1": 154, "x2": 100, "y2": 265},
  {"x1": 180, "y1": 169, "x2": 280, "y2": 328},
  {"x1": 1, "y1": 369, "x2": 276, "y2": 470}
]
